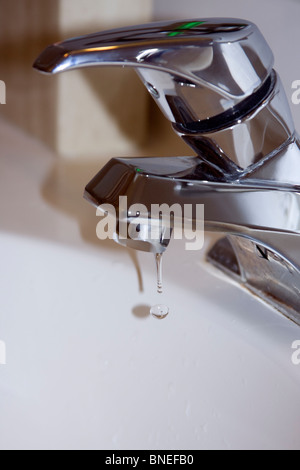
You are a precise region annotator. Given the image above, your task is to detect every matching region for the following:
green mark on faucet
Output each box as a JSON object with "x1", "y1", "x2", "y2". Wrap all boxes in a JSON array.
[
  {"x1": 167, "y1": 21, "x2": 206, "y2": 37},
  {"x1": 136, "y1": 168, "x2": 144, "y2": 173}
]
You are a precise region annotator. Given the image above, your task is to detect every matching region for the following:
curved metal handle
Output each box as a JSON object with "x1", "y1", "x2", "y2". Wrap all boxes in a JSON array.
[{"x1": 34, "y1": 18, "x2": 274, "y2": 126}]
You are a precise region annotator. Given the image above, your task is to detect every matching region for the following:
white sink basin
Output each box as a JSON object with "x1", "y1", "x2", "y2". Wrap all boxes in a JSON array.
[{"x1": 1, "y1": 118, "x2": 300, "y2": 450}]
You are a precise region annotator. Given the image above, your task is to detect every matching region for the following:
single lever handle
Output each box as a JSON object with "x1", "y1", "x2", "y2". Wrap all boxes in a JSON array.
[{"x1": 34, "y1": 18, "x2": 274, "y2": 127}]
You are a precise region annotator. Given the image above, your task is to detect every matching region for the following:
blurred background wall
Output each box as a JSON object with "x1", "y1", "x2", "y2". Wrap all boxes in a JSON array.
[{"x1": 0, "y1": 0, "x2": 152, "y2": 158}]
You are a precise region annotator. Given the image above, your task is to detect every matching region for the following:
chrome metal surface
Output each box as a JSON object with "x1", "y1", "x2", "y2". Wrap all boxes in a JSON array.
[
  {"x1": 34, "y1": 18, "x2": 274, "y2": 129},
  {"x1": 176, "y1": 74, "x2": 295, "y2": 169},
  {"x1": 208, "y1": 236, "x2": 300, "y2": 325},
  {"x1": 34, "y1": 19, "x2": 300, "y2": 323},
  {"x1": 84, "y1": 154, "x2": 300, "y2": 250}
]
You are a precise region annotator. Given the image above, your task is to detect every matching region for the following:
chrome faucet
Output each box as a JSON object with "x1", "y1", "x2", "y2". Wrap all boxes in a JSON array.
[{"x1": 34, "y1": 19, "x2": 300, "y2": 324}]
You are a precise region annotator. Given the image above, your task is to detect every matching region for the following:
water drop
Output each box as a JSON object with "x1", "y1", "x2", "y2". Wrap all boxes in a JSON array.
[
  {"x1": 155, "y1": 253, "x2": 163, "y2": 294},
  {"x1": 152, "y1": 253, "x2": 169, "y2": 319},
  {"x1": 150, "y1": 304, "x2": 169, "y2": 320}
]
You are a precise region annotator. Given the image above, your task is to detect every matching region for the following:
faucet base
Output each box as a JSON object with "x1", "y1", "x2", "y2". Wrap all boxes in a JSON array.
[{"x1": 207, "y1": 236, "x2": 300, "y2": 326}]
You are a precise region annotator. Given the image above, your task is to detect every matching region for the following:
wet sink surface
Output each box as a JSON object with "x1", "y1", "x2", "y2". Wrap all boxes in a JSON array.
[{"x1": 0, "y1": 118, "x2": 300, "y2": 450}]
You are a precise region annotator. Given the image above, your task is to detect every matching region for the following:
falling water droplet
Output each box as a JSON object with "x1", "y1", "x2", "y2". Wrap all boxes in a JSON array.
[
  {"x1": 150, "y1": 253, "x2": 169, "y2": 319},
  {"x1": 150, "y1": 304, "x2": 169, "y2": 320},
  {"x1": 155, "y1": 253, "x2": 163, "y2": 294}
]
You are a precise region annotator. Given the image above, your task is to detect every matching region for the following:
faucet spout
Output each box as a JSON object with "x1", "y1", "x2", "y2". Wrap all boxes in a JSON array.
[{"x1": 84, "y1": 155, "x2": 300, "y2": 243}]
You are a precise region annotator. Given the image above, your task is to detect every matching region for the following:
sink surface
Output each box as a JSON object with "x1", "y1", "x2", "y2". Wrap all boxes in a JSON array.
[{"x1": 1, "y1": 117, "x2": 300, "y2": 450}]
